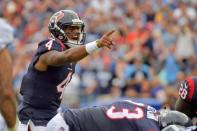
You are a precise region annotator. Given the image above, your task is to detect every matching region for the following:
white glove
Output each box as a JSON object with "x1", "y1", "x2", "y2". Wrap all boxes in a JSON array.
[
  {"x1": 158, "y1": 110, "x2": 191, "y2": 127},
  {"x1": 162, "y1": 125, "x2": 197, "y2": 131}
]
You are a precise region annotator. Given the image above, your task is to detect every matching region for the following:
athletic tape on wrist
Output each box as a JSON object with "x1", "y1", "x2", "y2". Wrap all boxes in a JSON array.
[{"x1": 85, "y1": 40, "x2": 99, "y2": 54}]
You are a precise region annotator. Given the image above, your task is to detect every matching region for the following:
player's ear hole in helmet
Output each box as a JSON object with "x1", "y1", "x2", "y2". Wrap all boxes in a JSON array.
[{"x1": 48, "y1": 10, "x2": 85, "y2": 48}]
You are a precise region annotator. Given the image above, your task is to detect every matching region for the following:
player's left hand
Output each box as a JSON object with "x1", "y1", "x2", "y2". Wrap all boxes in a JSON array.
[{"x1": 96, "y1": 30, "x2": 116, "y2": 49}]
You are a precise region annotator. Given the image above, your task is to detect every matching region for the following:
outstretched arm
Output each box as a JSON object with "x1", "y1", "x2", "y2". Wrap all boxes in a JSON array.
[
  {"x1": 35, "y1": 30, "x2": 115, "y2": 71},
  {"x1": 0, "y1": 48, "x2": 16, "y2": 129}
]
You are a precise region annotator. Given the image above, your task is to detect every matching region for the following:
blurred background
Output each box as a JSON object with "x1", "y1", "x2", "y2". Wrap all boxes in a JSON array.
[{"x1": 0, "y1": 0, "x2": 197, "y2": 110}]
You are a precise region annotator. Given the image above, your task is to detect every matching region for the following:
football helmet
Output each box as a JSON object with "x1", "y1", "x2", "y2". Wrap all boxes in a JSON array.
[{"x1": 48, "y1": 10, "x2": 85, "y2": 48}]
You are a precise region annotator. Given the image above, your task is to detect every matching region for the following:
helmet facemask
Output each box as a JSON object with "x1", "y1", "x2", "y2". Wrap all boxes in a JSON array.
[{"x1": 61, "y1": 20, "x2": 85, "y2": 48}]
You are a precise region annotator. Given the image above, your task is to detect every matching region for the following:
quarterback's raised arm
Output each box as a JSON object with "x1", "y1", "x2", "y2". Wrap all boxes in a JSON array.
[{"x1": 35, "y1": 29, "x2": 115, "y2": 71}]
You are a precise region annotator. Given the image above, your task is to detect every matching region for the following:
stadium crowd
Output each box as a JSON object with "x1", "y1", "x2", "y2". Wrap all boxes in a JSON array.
[{"x1": 0, "y1": 0, "x2": 197, "y2": 109}]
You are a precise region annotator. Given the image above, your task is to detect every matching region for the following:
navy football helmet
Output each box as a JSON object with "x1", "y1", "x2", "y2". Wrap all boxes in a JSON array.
[{"x1": 48, "y1": 10, "x2": 85, "y2": 47}]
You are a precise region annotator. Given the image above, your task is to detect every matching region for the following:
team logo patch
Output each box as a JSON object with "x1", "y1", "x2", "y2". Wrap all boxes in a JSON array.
[{"x1": 54, "y1": 11, "x2": 65, "y2": 22}]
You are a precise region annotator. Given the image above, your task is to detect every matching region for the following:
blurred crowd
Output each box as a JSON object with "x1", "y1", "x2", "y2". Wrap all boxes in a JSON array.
[{"x1": 1, "y1": 0, "x2": 197, "y2": 109}]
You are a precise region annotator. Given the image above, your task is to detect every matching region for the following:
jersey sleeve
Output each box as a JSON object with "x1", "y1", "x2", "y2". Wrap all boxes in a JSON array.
[
  {"x1": 36, "y1": 39, "x2": 65, "y2": 55},
  {"x1": 31, "y1": 39, "x2": 65, "y2": 66},
  {"x1": 178, "y1": 77, "x2": 196, "y2": 103}
]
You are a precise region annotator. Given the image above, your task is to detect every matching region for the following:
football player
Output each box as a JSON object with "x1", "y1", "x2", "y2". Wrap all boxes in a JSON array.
[
  {"x1": 17, "y1": 10, "x2": 115, "y2": 131},
  {"x1": 46, "y1": 100, "x2": 194, "y2": 131},
  {"x1": 0, "y1": 18, "x2": 17, "y2": 131},
  {"x1": 175, "y1": 76, "x2": 197, "y2": 123}
]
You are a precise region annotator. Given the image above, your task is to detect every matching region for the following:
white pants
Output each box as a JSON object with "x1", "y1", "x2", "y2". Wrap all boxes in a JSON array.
[
  {"x1": 0, "y1": 113, "x2": 7, "y2": 131},
  {"x1": 46, "y1": 113, "x2": 69, "y2": 131},
  {"x1": 18, "y1": 120, "x2": 46, "y2": 131}
]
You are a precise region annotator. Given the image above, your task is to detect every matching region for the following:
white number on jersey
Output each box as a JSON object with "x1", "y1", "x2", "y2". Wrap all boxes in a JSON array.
[
  {"x1": 106, "y1": 105, "x2": 144, "y2": 120},
  {"x1": 57, "y1": 72, "x2": 73, "y2": 99},
  {"x1": 179, "y1": 83, "x2": 188, "y2": 100},
  {"x1": 45, "y1": 40, "x2": 53, "y2": 50}
]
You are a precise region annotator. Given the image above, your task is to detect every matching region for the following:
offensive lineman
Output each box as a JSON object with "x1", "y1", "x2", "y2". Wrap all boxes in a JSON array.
[{"x1": 46, "y1": 100, "x2": 195, "y2": 131}]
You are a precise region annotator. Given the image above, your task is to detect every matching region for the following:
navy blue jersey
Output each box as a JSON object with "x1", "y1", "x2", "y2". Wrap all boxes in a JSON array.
[
  {"x1": 18, "y1": 38, "x2": 75, "y2": 125},
  {"x1": 63, "y1": 100, "x2": 160, "y2": 131},
  {"x1": 178, "y1": 77, "x2": 197, "y2": 117}
]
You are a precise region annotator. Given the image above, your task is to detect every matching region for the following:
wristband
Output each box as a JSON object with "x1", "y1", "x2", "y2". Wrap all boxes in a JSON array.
[{"x1": 85, "y1": 40, "x2": 99, "y2": 54}]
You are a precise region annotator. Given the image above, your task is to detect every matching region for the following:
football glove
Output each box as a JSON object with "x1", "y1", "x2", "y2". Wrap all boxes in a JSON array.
[
  {"x1": 161, "y1": 125, "x2": 197, "y2": 131},
  {"x1": 158, "y1": 110, "x2": 192, "y2": 128}
]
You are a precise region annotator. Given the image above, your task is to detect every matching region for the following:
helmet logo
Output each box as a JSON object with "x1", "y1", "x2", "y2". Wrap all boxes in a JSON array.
[{"x1": 54, "y1": 11, "x2": 65, "y2": 22}]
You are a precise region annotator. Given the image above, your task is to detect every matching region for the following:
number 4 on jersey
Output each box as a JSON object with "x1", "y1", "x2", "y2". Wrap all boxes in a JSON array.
[
  {"x1": 45, "y1": 40, "x2": 53, "y2": 50},
  {"x1": 57, "y1": 72, "x2": 73, "y2": 99}
]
